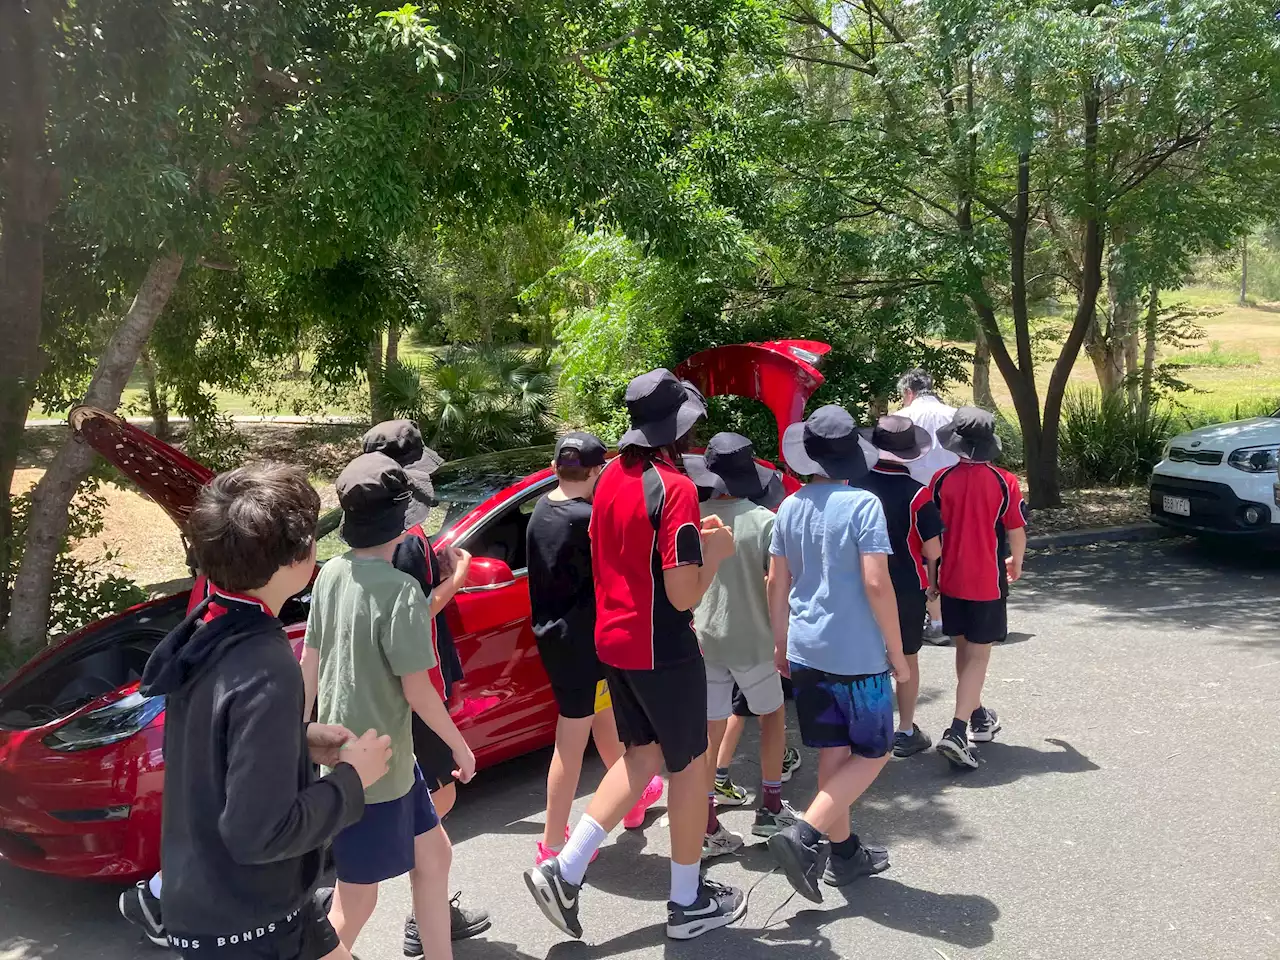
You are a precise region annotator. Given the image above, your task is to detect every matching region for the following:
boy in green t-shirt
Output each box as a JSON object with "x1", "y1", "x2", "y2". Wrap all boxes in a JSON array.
[
  {"x1": 302, "y1": 453, "x2": 476, "y2": 960},
  {"x1": 687, "y1": 434, "x2": 798, "y2": 856}
]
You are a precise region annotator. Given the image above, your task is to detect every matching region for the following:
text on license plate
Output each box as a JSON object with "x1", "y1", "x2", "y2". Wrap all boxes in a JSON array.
[{"x1": 1163, "y1": 495, "x2": 1191, "y2": 517}]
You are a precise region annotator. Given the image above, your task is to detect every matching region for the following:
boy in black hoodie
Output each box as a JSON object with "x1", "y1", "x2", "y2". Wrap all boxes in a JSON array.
[{"x1": 142, "y1": 463, "x2": 391, "y2": 960}]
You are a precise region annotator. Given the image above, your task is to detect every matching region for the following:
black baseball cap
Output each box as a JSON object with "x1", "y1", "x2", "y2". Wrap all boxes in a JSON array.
[
  {"x1": 362, "y1": 420, "x2": 445, "y2": 475},
  {"x1": 618, "y1": 369, "x2": 707, "y2": 451},
  {"x1": 554, "y1": 431, "x2": 607, "y2": 469},
  {"x1": 336, "y1": 452, "x2": 430, "y2": 548},
  {"x1": 684, "y1": 432, "x2": 777, "y2": 501}
]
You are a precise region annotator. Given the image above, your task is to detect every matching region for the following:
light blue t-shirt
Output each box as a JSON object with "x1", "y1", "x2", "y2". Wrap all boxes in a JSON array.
[{"x1": 769, "y1": 483, "x2": 893, "y2": 676}]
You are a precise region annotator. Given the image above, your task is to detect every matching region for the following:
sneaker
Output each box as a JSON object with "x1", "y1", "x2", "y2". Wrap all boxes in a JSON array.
[
  {"x1": 524, "y1": 858, "x2": 583, "y2": 939},
  {"x1": 701, "y1": 823, "x2": 745, "y2": 859},
  {"x1": 781, "y1": 746, "x2": 802, "y2": 783},
  {"x1": 893, "y1": 724, "x2": 933, "y2": 758},
  {"x1": 970, "y1": 707, "x2": 1002, "y2": 742},
  {"x1": 622, "y1": 775, "x2": 664, "y2": 829},
  {"x1": 403, "y1": 894, "x2": 491, "y2": 953},
  {"x1": 118, "y1": 881, "x2": 167, "y2": 948},
  {"x1": 713, "y1": 777, "x2": 749, "y2": 806},
  {"x1": 822, "y1": 843, "x2": 890, "y2": 886},
  {"x1": 922, "y1": 619, "x2": 951, "y2": 646},
  {"x1": 535, "y1": 827, "x2": 597, "y2": 866},
  {"x1": 937, "y1": 729, "x2": 979, "y2": 769},
  {"x1": 666, "y1": 878, "x2": 747, "y2": 940},
  {"x1": 751, "y1": 799, "x2": 801, "y2": 838},
  {"x1": 766, "y1": 822, "x2": 830, "y2": 904}
]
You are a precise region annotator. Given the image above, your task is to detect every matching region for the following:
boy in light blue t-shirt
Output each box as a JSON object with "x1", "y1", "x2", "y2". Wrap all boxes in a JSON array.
[{"x1": 764, "y1": 405, "x2": 908, "y2": 904}]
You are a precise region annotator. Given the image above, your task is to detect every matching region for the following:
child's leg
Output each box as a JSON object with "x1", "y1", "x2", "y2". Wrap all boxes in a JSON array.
[
  {"x1": 409, "y1": 826, "x2": 453, "y2": 960},
  {"x1": 897, "y1": 653, "x2": 920, "y2": 730},
  {"x1": 318, "y1": 947, "x2": 354, "y2": 960},
  {"x1": 706, "y1": 718, "x2": 728, "y2": 832},
  {"x1": 544, "y1": 714, "x2": 594, "y2": 850},
  {"x1": 667, "y1": 748, "x2": 711, "y2": 896},
  {"x1": 717, "y1": 714, "x2": 747, "y2": 770},
  {"x1": 953, "y1": 636, "x2": 992, "y2": 721},
  {"x1": 432, "y1": 780, "x2": 457, "y2": 819},
  {"x1": 802, "y1": 748, "x2": 890, "y2": 838},
  {"x1": 591, "y1": 706, "x2": 625, "y2": 767},
  {"x1": 758, "y1": 706, "x2": 786, "y2": 786},
  {"x1": 581, "y1": 742, "x2": 664, "y2": 830},
  {"x1": 329, "y1": 882, "x2": 378, "y2": 949}
]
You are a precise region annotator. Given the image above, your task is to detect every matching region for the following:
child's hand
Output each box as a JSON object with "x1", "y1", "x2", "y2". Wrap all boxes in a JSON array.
[
  {"x1": 774, "y1": 649, "x2": 791, "y2": 679},
  {"x1": 927, "y1": 585, "x2": 941, "y2": 602},
  {"x1": 700, "y1": 515, "x2": 736, "y2": 564},
  {"x1": 307, "y1": 723, "x2": 355, "y2": 767},
  {"x1": 450, "y1": 547, "x2": 472, "y2": 588},
  {"x1": 452, "y1": 743, "x2": 477, "y2": 784},
  {"x1": 1005, "y1": 556, "x2": 1023, "y2": 583},
  {"x1": 889, "y1": 652, "x2": 911, "y2": 685},
  {"x1": 340, "y1": 729, "x2": 393, "y2": 789}
]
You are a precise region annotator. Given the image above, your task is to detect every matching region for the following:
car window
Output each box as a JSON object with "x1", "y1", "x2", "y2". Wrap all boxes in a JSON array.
[{"x1": 458, "y1": 479, "x2": 555, "y2": 574}]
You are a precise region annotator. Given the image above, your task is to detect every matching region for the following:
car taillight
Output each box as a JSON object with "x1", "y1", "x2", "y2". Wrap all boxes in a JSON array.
[{"x1": 42, "y1": 692, "x2": 164, "y2": 752}]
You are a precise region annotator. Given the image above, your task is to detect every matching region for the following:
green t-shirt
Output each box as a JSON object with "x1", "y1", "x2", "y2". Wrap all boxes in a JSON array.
[
  {"x1": 694, "y1": 498, "x2": 776, "y2": 669},
  {"x1": 305, "y1": 553, "x2": 437, "y2": 805}
]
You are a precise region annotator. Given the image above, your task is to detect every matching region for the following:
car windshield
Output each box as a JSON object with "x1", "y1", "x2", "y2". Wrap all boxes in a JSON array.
[{"x1": 316, "y1": 446, "x2": 553, "y2": 559}]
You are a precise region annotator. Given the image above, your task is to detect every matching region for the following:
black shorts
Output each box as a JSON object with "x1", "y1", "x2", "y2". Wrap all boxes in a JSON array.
[
  {"x1": 897, "y1": 587, "x2": 927, "y2": 656},
  {"x1": 941, "y1": 595, "x2": 1007, "y2": 644},
  {"x1": 731, "y1": 676, "x2": 795, "y2": 717},
  {"x1": 603, "y1": 660, "x2": 707, "y2": 773},
  {"x1": 537, "y1": 635, "x2": 605, "y2": 720},
  {"x1": 411, "y1": 715, "x2": 455, "y2": 792},
  {"x1": 168, "y1": 894, "x2": 339, "y2": 960}
]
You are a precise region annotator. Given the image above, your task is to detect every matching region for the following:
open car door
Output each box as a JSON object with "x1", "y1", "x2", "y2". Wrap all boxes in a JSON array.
[{"x1": 675, "y1": 340, "x2": 830, "y2": 455}]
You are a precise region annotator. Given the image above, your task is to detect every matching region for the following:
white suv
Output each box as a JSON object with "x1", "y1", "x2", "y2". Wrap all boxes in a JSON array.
[{"x1": 1149, "y1": 409, "x2": 1280, "y2": 540}]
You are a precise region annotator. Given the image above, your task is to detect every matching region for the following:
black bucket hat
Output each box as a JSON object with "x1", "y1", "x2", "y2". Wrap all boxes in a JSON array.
[
  {"x1": 684, "y1": 432, "x2": 778, "y2": 501},
  {"x1": 337, "y1": 452, "x2": 430, "y2": 548},
  {"x1": 859, "y1": 414, "x2": 933, "y2": 464},
  {"x1": 363, "y1": 420, "x2": 445, "y2": 475},
  {"x1": 781, "y1": 405, "x2": 876, "y2": 481},
  {"x1": 936, "y1": 406, "x2": 1002, "y2": 463},
  {"x1": 618, "y1": 369, "x2": 707, "y2": 451}
]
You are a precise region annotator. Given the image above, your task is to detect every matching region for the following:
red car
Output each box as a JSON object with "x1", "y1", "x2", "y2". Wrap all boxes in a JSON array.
[{"x1": 0, "y1": 339, "x2": 829, "y2": 883}]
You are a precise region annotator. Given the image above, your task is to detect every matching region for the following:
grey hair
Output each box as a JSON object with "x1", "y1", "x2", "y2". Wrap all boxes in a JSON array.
[{"x1": 897, "y1": 369, "x2": 936, "y2": 397}]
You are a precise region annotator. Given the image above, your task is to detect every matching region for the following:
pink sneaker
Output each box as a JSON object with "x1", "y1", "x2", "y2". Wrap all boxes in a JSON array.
[
  {"x1": 622, "y1": 776, "x2": 664, "y2": 829},
  {"x1": 536, "y1": 827, "x2": 600, "y2": 866}
]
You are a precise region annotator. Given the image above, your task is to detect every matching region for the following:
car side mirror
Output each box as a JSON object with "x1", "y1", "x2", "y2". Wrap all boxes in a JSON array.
[{"x1": 462, "y1": 556, "x2": 516, "y2": 591}]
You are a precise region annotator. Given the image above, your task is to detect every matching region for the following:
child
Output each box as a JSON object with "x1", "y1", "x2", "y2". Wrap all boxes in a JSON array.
[
  {"x1": 524, "y1": 369, "x2": 742, "y2": 941},
  {"x1": 526, "y1": 431, "x2": 663, "y2": 865},
  {"x1": 686, "y1": 433, "x2": 796, "y2": 855},
  {"x1": 302, "y1": 453, "x2": 477, "y2": 960},
  {"x1": 928, "y1": 407, "x2": 1028, "y2": 769},
  {"x1": 765, "y1": 406, "x2": 909, "y2": 903},
  {"x1": 853, "y1": 415, "x2": 944, "y2": 758},
  {"x1": 140, "y1": 463, "x2": 391, "y2": 960},
  {"x1": 361, "y1": 420, "x2": 490, "y2": 948},
  {"x1": 710, "y1": 687, "x2": 801, "y2": 805}
]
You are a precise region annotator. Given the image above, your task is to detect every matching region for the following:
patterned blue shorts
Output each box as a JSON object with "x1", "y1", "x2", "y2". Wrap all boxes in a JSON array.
[{"x1": 790, "y1": 663, "x2": 894, "y2": 758}]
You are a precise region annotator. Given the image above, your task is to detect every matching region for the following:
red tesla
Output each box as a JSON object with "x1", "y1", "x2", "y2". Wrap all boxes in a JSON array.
[{"x1": 0, "y1": 340, "x2": 829, "y2": 883}]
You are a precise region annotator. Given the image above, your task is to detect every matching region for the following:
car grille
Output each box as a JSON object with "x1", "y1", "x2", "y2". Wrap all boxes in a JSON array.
[{"x1": 1168, "y1": 446, "x2": 1223, "y2": 465}]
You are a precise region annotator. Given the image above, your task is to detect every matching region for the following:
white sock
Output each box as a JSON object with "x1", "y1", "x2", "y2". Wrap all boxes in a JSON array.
[
  {"x1": 558, "y1": 816, "x2": 607, "y2": 885},
  {"x1": 931, "y1": 619, "x2": 944, "y2": 629},
  {"x1": 897, "y1": 724, "x2": 914, "y2": 735},
  {"x1": 669, "y1": 859, "x2": 701, "y2": 907},
  {"x1": 149, "y1": 872, "x2": 163, "y2": 898}
]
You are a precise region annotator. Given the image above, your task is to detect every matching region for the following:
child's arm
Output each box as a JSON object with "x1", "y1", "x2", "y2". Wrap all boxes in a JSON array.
[
  {"x1": 766, "y1": 554, "x2": 791, "y2": 677},
  {"x1": 428, "y1": 546, "x2": 471, "y2": 617},
  {"x1": 301, "y1": 645, "x2": 319, "y2": 721},
  {"x1": 862, "y1": 552, "x2": 908, "y2": 681},
  {"x1": 401, "y1": 671, "x2": 476, "y2": 782},
  {"x1": 922, "y1": 537, "x2": 942, "y2": 600},
  {"x1": 1006, "y1": 527, "x2": 1026, "y2": 582}
]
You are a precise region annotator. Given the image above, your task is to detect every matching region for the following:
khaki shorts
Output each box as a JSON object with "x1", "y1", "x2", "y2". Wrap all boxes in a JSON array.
[{"x1": 706, "y1": 661, "x2": 784, "y2": 722}]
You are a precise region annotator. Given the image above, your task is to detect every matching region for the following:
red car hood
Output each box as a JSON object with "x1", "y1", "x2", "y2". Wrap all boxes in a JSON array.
[{"x1": 70, "y1": 339, "x2": 829, "y2": 519}]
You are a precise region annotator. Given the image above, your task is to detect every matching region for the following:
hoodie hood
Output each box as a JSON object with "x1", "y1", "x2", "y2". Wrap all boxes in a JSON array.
[{"x1": 142, "y1": 598, "x2": 282, "y2": 696}]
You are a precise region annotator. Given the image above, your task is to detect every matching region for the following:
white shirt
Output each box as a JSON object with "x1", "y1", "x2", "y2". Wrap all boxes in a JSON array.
[{"x1": 898, "y1": 394, "x2": 960, "y2": 485}]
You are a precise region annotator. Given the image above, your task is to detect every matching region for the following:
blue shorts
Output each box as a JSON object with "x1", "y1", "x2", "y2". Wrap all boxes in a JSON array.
[
  {"x1": 790, "y1": 664, "x2": 893, "y2": 758},
  {"x1": 332, "y1": 766, "x2": 439, "y2": 884}
]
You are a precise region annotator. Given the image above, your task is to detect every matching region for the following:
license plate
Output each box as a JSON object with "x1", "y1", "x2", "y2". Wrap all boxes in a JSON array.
[{"x1": 1163, "y1": 495, "x2": 1191, "y2": 517}]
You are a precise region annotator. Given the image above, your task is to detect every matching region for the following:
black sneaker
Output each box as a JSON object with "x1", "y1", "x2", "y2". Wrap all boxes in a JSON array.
[
  {"x1": 403, "y1": 894, "x2": 491, "y2": 954},
  {"x1": 937, "y1": 729, "x2": 979, "y2": 769},
  {"x1": 666, "y1": 878, "x2": 747, "y2": 940},
  {"x1": 766, "y1": 822, "x2": 830, "y2": 904},
  {"x1": 970, "y1": 707, "x2": 1001, "y2": 742},
  {"x1": 118, "y1": 881, "x2": 167, "y2": 948},
  {"x1": 822, "y1": 843, "x2": 890, "y2": 886},
  {"x1": 892, "y1": 724, "x2": 933, "y2": 758},
  {"x1": 524, "y1": 857, "x2": 583, "y2": 939}
]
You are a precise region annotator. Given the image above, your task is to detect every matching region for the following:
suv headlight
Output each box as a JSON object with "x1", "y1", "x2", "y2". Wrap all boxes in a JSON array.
[
  {"x1": 42, "y1": 692, "x2": 165, "y2": 752},
  {"x1": 1228, "y1": 445, "x2": 1280, "y2": 474}
]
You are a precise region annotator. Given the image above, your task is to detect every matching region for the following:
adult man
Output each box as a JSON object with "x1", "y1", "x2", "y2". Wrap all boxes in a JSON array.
[{"x1": 896, "y1": 370, "x2": 958, "y2": 642}]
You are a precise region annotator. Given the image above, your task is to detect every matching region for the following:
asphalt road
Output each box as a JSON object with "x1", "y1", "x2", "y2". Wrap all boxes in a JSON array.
[{"x1": 3, "y1": 537, "x2": 1278, "y2": 960}]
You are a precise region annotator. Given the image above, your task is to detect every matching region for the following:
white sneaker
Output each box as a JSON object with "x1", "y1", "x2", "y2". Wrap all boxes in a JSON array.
[{"x1": 701, "y1": 823, "x2": 745, "y2": 860}]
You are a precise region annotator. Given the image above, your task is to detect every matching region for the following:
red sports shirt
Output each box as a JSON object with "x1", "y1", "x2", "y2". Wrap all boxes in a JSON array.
[
  {"x1": 929, "y1": 461, "x2": 1028, "y2": 602},
  {"x1": 590, "y1": 454, "x2": 704, "y2": 670}
]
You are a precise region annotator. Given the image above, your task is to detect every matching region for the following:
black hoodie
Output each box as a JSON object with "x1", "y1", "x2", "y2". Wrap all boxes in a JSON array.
[{"x1": 142, "y1": 594, "x2": 364, "y2": 939}]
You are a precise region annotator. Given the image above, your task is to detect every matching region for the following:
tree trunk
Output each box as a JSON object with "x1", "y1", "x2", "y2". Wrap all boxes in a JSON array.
[
  {"x1": 972, "y1": 325, "x2": 996, "y2": 409},
  {"x1": 291, "y1": 352, "x2": 303, "y2": 378},
  {"x1": 140, "y1": 348, "x2": 169, "y2": 440},
  {"x1": 1240, "y1": 235, "x2": 1248, "y2": 306},
  {"x1": 7, "y1": 253, "x2": 185, "y2": 647},
  {"x1": 367, "y1": 331, "x2": 388, "y2": 423},
  {"x1": 0, "y1": 0, "x2": 56, "y2": 633},
  {"x1": 385, "y1": 318, "x2": 401, "y2": 367},
  {"x1": 1139, "y1": 287, "x2": 1159, "y2": 421}
]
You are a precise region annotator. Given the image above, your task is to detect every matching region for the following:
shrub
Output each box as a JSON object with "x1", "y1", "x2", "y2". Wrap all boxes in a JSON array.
[
  {"x1": 1059, "y1": 390, "x2": 1174, "y2": 488},
  {"x1": 993, "y1": 413, "x2": 1026, "y2": 472}
]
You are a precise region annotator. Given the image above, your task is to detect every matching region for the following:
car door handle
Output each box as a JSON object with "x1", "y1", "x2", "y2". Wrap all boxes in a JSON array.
[{"x1": 459, "y1": 580, "x2": 518, "y2": 593}]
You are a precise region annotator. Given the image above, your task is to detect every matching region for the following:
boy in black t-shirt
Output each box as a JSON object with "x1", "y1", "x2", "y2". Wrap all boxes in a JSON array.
[{"x1": 526, "y1": 433, "x2": 664, "y2": 865}]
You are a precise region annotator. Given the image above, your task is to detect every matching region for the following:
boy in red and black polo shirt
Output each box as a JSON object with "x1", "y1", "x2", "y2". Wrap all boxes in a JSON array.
[
  {"x1": 524, "y1": 369, "x2": 743, "y2": 943},
  {"x1": 928, "y1": 407, "x2": 1027, "y2": 770}
]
